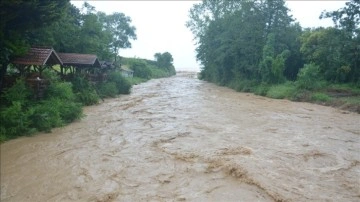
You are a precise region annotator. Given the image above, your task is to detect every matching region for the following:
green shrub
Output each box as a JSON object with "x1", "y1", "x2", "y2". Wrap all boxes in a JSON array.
[
  {"x1": 227, "y1": 79, "x2": 257, "y2": 92},
  {"x1": 0, "y1": 101, "x2": 34, "y2": 138},
  {"x1": 58, "y1": 101, "x2": 82, "y2": 123},
  {"x1": 71, "y1": 76, "x2": 100, "y2": 105},
  {"x1": 108, "y1": 72, "x2": 132, "y2": 94},
  {"x1": 254, "y1": 83, "x2": 270, "y2": 96},
  {"x1": 71, "y1": 76, "x2": 92, "y2": 93},
  {"x1": 266, "y1": 82, "x2": 297, "y2": 99},
  {"x1": 128, "y1": 59, "x2": 152, "y2": 79},
  {"x1": 42, "y1": 69, "x2": 60, "y2": 83},
  {"x1": 296, "y1": 63, "x2": 326, "y2": 90},
  {"x1": 126, "y1": 77, "x2": 147, "y2": 85},
  {"x1": 30, "y1": 99, "x2": 63, "y2": 132},
  {"x1": 97, "y1": 82, "x2": 118, "y2": 98},
  {"x1": 1, "y1": 78, "x2": 32, "y2": 106},
  {"x1": 311, "y1": 93, "x2": 331, "y2": 102},
  {"x1": 45, "y1": 82, "x2": 75, "y2": 101},
  {"x1": 150, "y1": 66, "x2": 169, "y2": 78},
  {"x1": 75, "y1": 89, "x2": 100, "y2": 106}
]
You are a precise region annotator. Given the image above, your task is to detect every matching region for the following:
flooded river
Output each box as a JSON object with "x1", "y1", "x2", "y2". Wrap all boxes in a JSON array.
[{"x1": 1, "y1": 72, "x2": 359, "y2": 202}]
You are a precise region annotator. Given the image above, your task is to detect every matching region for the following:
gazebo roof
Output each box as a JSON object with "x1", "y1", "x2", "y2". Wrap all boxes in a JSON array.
[
  {"x1": 58, "y1": 53, "x2": 101, "y2": 68},
  {"x1": 12, "y1": 47, "x2": 63, "y2": 66},
  {"x1": 100, "y1": 61, "x2": 115, "y2": 69}
]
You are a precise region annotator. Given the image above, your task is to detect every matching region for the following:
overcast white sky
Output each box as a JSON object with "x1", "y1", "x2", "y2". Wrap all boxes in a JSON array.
[{"x1": 71, "y1": 1, "x2": 348, "y2": 72}]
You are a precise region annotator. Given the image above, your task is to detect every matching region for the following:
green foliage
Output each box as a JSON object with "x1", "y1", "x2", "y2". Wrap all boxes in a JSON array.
[
  {"x1": 266, "y1": 82, "x2": 297, "y2": 99},
  {"x1": 192, "y1": 0, "x2": 298, "y2": 86},
  {"x1": 100, "y1": 12, "x2": 137, "y2": 61},
  {"x1": 45, "y1": 82, "x2": 75, "y2": 101},
  {"x1": 154, "y1": 52, "x2": 176, "y2": 75},
  {"x1": 254, "y1": 83, "x2": 271, "y2": 96},
  {"x1": 0, "y1": 101, "x2": 34, "y2": 138},
  {"x1": 107, "y1": 71, "x2": 132, "y2": 94},
  {"x1": 311, "y1": 93, "x2": 331, "y2": 102},
  {"x1": 127, "y1": 59, "x2": 152, "y2": 79},
  {"x1": 1, "y1": 78, "x2": 32, "y2": 106},
  {"x1": 71, "y1": 76, "x2": 100, "y2": 105},
  {"x1": 125, "y1": 77, "x2": 147, "y2": 85},
  {"x1": 0, "y1": 76, "x2": 83, "y2": 141},
  {"x1": 30, "y1": 99, "x2": 63, "y2": 132},
  {"x1": 227, "y1": 79, "x2": 258, "y2": 92},
  {"x1": 97, "y1": 82, "x2": 118, "y2": 98},
  {"x1": 296, "y1": 63, "x2": 326, "y2": 90},
  {"x1": 75, "y1": 88, "x2": 100, "y2": 106}
]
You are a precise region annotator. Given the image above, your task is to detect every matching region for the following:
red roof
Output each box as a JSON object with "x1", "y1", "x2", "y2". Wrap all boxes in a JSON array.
[
  {"x1": 58, "y1": 53, "x2": 101, "y2": 68},
  {"x1": 12, "y1": 47, "x2": 63, "y2": 66}
]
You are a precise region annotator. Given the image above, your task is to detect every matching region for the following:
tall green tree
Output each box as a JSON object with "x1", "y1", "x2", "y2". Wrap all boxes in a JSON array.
[
  {"x1": 320, "y1": 0, "x2": 360, "y2": 82},
  {"x1": 154, "y1": 52, "x2": 176, "y2": 75},
  {"x1": 189, "y1": 0, "x2": 296, "y2": 85},
  {"x1": 100, "y1": 12, "x2": 137, "y2": 62},
  {"x1": 0, "y1": 0, "x2": 70, "y2": 92}
]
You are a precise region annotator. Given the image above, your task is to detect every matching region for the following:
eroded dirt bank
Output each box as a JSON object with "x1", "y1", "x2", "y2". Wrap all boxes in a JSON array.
[{"x1": 1, "y1": 72, "x2": 359, "y2": 202}]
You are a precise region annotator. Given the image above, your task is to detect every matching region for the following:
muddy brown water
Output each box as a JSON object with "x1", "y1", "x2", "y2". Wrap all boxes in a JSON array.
[{"x1": 1, "y1": 72, "x2": 359, "y2": 202}]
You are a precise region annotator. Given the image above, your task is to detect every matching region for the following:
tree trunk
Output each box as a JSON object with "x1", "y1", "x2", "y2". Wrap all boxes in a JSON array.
[{"x1": 0, "y1": 63, "x2": 8, "y2": 93}]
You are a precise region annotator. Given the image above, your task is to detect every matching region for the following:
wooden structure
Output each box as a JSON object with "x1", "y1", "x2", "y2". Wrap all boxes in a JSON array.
[
  {"x1": 12, "y1": 47, "x2": 63, "y2": 76},
  {"x1": 58, "y1": 53, "x2": 103, "y2": 83},
  {"x1": 11, "y1": 47, "x2": 63, "y2": 99},
  {"x1": 120, "y1": 65, "x2": 134, "y2": 78},
  {"x1": 100, "y1": 61, "x2": 115, "y2": 71}
]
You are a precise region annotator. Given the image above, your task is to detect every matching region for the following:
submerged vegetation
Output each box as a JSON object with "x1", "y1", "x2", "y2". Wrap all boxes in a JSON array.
[{"x1": 187, "y1": 0, "x2": 359, "y2": 112}]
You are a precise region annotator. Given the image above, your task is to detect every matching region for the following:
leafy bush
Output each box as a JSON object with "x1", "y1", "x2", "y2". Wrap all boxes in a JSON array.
[
  {"x1": 296, "y1": 63, "x2": 326, "y2": 90},
  {"x1": 97, "y1": 82, "x2": 118, "y2": 98},
  {"x1": 311, "y1": 93, "x2": 331, "y2": 102},
  {"x1": 0, "y1": 75, "x2": 83, "y2": 141},
  {"x1": 0, "y1": 101, "x2": 34, "y2": 138},
  {"x1": 254, "y1": 83, "x2": 270, "y2": 96},
  {"x1": 227, "y1": 79, "x2": 257, "y2": 92},
  {"x1": 128, "y1": 59, "x2": 152, "y2": 79},
  {"x1": 150, "y1": 65, "x2": 170, "y2": 78},
  {"x1": 108, "y1": 72, "x2": 132, "y2": 94},
  {"x1": 126, "y1": 77, "x2": 147, "y2": 85},
  {"x1": 1, "y1": 78, "x2": 32, "y2": 106},
  {"x1": 71, "y1": 76, "x2": 92, "y2": 93},
  {"x1": 71, "y1": 76, "x2": 100, "y2": 105},
  {"x1": 45, "y1": 82, "x2": 75, "y2": 100},
  {"x1": 75, "y1": 89, "x2": 100, "y2": 106},
  {"x1": 42, "y1": 69, "x2": 61, "y2": 83},
  {"x1": 266, "y1": 82, "x2": 297, "y2": 99},
  {"x1": 30, "y1": 99, "x2": 63, "y2": 132}
]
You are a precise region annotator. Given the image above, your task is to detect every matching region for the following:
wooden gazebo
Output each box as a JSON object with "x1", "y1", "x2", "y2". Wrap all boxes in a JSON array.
[
  {"x1": 58, "y1": 53, "x2": 103, "y2": 82},
  {"x1": 58, "y1": 53, "x2": 101, "y2": 73},
  {"x1": 11, "y1": 47, "x2": 63, "y2": 99},
  {"x1": 12, "y1": 47, "x2": 63, "y2": 76}
]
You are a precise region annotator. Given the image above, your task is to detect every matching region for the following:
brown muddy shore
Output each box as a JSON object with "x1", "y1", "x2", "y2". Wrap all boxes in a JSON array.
[{"x1": 1, "y1": 72, "x2": 359, "y2": 202}]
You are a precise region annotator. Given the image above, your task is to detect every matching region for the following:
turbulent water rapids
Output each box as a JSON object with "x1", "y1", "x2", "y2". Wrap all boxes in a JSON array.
[{"x1": 1, "y1": 72, "x2": 359, "y2": 202}]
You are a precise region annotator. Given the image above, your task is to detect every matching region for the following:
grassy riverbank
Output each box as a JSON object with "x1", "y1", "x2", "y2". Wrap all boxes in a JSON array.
[{"x1": 226, "y1": 79, "x2": 360, "y2": 113}]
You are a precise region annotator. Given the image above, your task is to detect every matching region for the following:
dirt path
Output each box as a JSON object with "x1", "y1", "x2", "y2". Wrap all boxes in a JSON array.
[{"x1": 1, "y1": 72, "x2": 359, "y2": 202}]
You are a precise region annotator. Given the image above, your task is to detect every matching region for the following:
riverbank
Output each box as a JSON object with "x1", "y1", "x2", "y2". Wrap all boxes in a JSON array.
[{"x1": 221, "y1": 79, "x2": 360, "y2": 114}]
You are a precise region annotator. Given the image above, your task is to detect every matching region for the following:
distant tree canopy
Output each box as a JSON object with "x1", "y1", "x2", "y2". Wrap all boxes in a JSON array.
[
  {"x1": 187, "y1": 0, "x2": 359, "y2": 85},
  {"x1": 154, "y1": 52, "x2": 176, "y2": 75},
  {"x1": 0, "y1": 1, "x2": 137, "y2": 91}
]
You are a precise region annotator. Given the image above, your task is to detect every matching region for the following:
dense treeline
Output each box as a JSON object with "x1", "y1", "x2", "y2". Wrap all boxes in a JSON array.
[
  {"x1": 0, "y1": 1, "x2": 136, "y2": 91},
  {"x1": 187, "y1": 0, "x2": 359, "y2": 94}
]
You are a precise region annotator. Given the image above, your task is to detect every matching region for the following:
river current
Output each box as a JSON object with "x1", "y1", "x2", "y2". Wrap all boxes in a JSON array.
[{"x1": 1, "y1": 72, "x2": 359, "y2": 201}]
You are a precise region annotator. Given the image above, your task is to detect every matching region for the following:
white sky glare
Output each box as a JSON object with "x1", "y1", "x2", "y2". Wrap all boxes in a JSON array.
[{"x1": 71, "y1": 1, "x2": 348, "y2": 72}]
